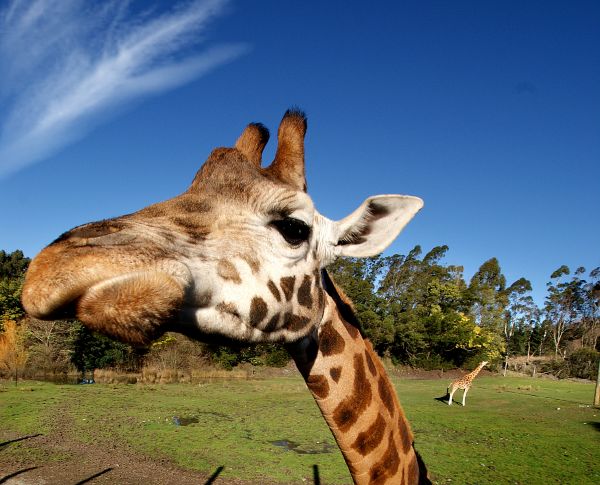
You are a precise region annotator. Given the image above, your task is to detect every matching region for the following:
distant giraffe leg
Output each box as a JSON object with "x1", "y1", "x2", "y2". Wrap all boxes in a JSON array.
[
  {"x1": 448, "y1": 387, "x2": 456, "y2": 405},
  {"x1": 462, "y1": 388, "x2": 469, "y2": 406}
]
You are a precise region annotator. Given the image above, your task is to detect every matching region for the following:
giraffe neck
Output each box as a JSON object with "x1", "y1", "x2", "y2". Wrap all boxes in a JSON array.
[
  {"x1": 288, "y1": 271, "x2": 428, "y2": 485},
  {"x1": 465, "y1": 364, "x2": 485, "y2": 382}
]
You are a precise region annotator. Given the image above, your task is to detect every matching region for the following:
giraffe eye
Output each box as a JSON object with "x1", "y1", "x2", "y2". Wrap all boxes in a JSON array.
[{"x1": 271, "y1": 218, "x2": 311, "y2": 246}]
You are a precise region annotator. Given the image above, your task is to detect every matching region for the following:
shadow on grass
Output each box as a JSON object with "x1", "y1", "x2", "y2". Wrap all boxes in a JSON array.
[
  {"x1": 73, "y1": 468, "x2": 113, "y2": 484},
  {"x1": 313, "y1": 464, "x2": 321, "y2": 485},
  {"x1": 204, "y1": 466, "x2": 224, "y2": 484},
  {"x1": 201, "y1": 465, "x2": 322, "y2": 484},
  {"x1": 587, "y1": 422, "x2": 600, "y2": 433},
  {"x1": 434, "y1": 393, "x2": 451, "y2": 405},
  {"x1": 0, "y1": 433, "x2": 42, "y2": 449},
  {"x1": 0, "y1": 467, "x2": 38, "y2": 484}
]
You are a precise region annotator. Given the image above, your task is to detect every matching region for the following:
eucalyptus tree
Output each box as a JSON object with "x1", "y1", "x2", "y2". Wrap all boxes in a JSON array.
[
  {"x1": 468, "y1": 258, "x2": 507, "y2": 331},
  {"x1": 545, "y1": 266, "x2": 587, "y2": 357},
  {"x1": 503, "y1": 277, "x2": 537, "y2": 373}
]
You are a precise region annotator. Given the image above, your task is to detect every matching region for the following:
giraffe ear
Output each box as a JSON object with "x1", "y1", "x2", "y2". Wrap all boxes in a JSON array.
[{"x1": 333, "y1": 195, "x2": 423, "y2": 258}]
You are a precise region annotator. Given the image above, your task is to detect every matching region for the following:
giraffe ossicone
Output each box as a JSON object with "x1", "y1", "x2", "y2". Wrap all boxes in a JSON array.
[{"x1": 22, "y1": 109, "x2": 429, "y2": 484}]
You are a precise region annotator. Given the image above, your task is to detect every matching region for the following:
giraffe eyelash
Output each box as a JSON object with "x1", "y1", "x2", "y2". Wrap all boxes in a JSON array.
[{"x1": 271, "y1": 217, "x2": 311, "y2": 246}]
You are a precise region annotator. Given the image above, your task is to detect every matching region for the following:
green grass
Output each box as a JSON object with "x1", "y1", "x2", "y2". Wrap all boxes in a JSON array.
[{"x1": 1, "y1": 375, "x2": 599, "y2": 484}]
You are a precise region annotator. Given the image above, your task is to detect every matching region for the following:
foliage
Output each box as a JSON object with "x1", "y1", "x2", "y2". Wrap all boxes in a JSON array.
[
  {"x1": 0, "y1": 250, "x2": 30, "y2": 330},
  {"x1": 205, "y1": 343, "x2": 290, "y2": 369},
  {"x1": 0, "y1": 249, "x2": 30, "y2": 279},
  {"x1": 70, "y1": 323, "x2": 134, "y2": 373},
  {"x1": 2, "y1": 245, "x2": 598, "y2": 375},
  {"x1": 565, "y1": 348, "x2": 599, "y2": 380},
  {"x1": 0, "y1": 319, "x2": 29, "y2": 382},
  {"x1": 544, "y1": 265, "x2": 595, "y2": 356},
  {"x1": 145, "y1": 332, "x2": 207, "y2": 372},
  {"x1": 0, "y1": 277, "x2": 26, "y2": 324},
  {"x1": 24, "y1": 318, "x2": 79, "y2": 375},
  {"x1": 329, "y1": 246, "x2": 505, "y2": 367}
]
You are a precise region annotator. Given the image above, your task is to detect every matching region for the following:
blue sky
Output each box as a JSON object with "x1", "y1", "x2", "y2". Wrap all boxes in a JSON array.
[{"x1": 0, "y1": 0, "x2": 598, "y2": 306}]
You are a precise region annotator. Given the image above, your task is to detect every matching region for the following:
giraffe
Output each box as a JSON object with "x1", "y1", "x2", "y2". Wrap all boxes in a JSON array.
[
  {"x1": 447, "y1": 361, "x2": 488, "y2": 406},
  {"x1": 22, "y1": 109, "x2": 429, "y2": 484}
]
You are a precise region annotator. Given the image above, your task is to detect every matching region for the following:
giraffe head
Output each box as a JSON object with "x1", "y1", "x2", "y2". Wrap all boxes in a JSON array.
[{"x1": 22, "y1": 110, "x2": 423, "y2": 346}]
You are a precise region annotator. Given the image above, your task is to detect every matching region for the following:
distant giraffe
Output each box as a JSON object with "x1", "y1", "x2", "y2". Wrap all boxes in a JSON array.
[
  {"x1": 447, "y1": 361, "x2": 488, "y2": 406},
  {"x1": 22, "y1": 110, "x2": 430, "y2": 484}
]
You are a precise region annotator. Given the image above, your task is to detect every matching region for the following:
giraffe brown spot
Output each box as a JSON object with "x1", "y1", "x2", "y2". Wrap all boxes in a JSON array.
[
  {"x1": 365, "y1": 348, "x2": 377, "y2": 376},
  {"x1": 280, "y1": 276, "x2": 295, "y2": 301},
  {"x1": 369, "y1": 432, "x2": 400, "y2": 485},
  {"x1": 136, "y1": 204, "x2": 164, "y2": 218},
  {"x1": 176, "y1": 198, "x2": 212, "y2": 213},
  {"x1": 216, "y1": 302, "x2": 240, "y2": 318},
  {"x1": 159, "y1": 230, "x2": 176, "y2": 245},
  {"x1": 407, "y1": 454, "x2": 419, "y2": 484},
  {"x1": 319, "y1": 320, "x2": 345, "y2": 356},
  {"x1": 283, "y1": 313, "x2": 311, "y2": 332},
  {"x1": 317, "y1": 287, "x2": 325, "y2": 310},
  {"x1": 329, "y1": 366, "x2": 342, "y2": 383},
  {"x1": 249, "y1": 297, "x2": 268, "y2": 327},
  {"x1": 171, "y1": 217, "x2": 208, "y2": 242},
  {"x1": 297, "y1": 274, "x2": 313, "y2": 308},
  {"x1": 351, "y1": 413, "x2": 386, "y2": 456},
  {"x1": 263, "y1": 313, "x2": 281, "y2": 332},
  {"x1": 307, "y1": 374, "x2": 329, "y2": 399},
  {"x1": 341, "y1": 318, "x2": 360, "y2": 340},
  {"x1": 398, "y1": 415, "x2": 413, "y2": 454},
  {"x1": 267, "y1": 280, "x2": 281, "y2": 301},
  {"x1": 378, "y1": 376, "x2": 396, "y2": 417},
  {"x1": 217, "y1": 260, "x2": 241, "y2": 284},
  {"x1": 57, "y1": 219, "x2": 124, "y2": 242},
  {"x1": 333, "y1": 354, "x2": 372, "y2": 432},
  {"x1": 241, "y1": 254, "x2": 260, "y2": 274}
]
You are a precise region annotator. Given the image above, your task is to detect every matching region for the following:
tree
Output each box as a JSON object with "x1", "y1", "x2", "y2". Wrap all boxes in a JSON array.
[
  {"x1": 581, "y1": 267, "x2": 600, "y2": 350},
  {"x1": 0, "y1": 250, "x2": 30, "y2": 330},
  {"x1": 468, "y1": 258, "x2": 507, "y2": 331},
  {"x1": 0, "y1": 320, "x2": 29, "y2": 384},
  {"x1": 0, "y1": 277, "x2": 26, "y2": 326},
  {"x1": 327, "y1": 256, "x2": 390, "y2": 350},
  {"x1": 25, "y1": 318, "x2": 78, "y2": 376},
  {"x1": 0, "y1": 250, "x2": 30, "y2": 279},
  {"x1": 70, "y1": 323, "x2": 133, "y2": 375},
  {"x1": 503, "y1": 278, "x2": 536, "y2": 374},
  {"x1": 375, "y1": 245, "x2": 502, "y2": 367},
  {"x1": 545, "y1": 266, "x2": 587, "y2": 357}
]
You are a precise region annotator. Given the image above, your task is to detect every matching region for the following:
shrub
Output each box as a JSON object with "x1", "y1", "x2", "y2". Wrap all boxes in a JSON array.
[{"x1": 567, "y1": 348, "x2": 599, "y2": 380}]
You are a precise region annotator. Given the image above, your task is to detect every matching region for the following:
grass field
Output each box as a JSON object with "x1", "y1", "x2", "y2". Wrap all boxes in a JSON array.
[{"x1": 1, "y1": 374, "x2": 599, "y2": 484}]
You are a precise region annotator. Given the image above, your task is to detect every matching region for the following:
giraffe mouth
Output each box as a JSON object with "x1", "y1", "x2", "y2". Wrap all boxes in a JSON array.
[{"x1": 23, "y1": 262, "x2": 193, "y2": 346}]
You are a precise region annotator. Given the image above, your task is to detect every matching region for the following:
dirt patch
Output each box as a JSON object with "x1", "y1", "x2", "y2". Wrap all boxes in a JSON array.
[{"x1": 0, "y1": 406, "x2": 280, "y2": 485}]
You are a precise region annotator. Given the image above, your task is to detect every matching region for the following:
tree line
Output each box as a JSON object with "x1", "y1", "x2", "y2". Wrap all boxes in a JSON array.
[
  {"x1": 1, "y1": 247, "x2": 599, "y2": 380},
  {"x1": 327, "y1": 246, "x2": 599, "y2": 375}
]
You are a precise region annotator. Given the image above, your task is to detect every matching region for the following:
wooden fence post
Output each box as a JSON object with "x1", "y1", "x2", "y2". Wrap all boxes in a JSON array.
[{"x1": 594, "y1": 360, "x2": 600, "y2": 407}]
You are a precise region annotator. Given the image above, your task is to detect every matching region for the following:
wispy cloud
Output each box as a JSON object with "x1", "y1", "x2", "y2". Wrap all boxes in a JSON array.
[{"x1": 0, "y1": 0, "x2": 247, "y2": 178}]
